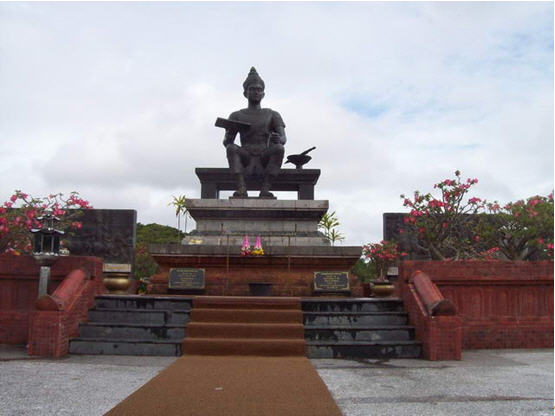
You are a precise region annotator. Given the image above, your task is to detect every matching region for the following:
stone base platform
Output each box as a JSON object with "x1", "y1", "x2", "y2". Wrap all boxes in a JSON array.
[
  {"x1": 148, "y1": 244, "x2": 362, "y2": 297},
  {"x1": 183, "y1": 198, "x2": 330, "y2": 246}
]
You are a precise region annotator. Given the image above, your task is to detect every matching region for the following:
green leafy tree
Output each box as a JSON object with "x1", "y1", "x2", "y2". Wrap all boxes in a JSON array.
[
  {"x1": 318, "y1": 211, "x2": 345, "y2": 246},
  {"x1": 350, "y1": 258, "x2": 378, "y2": 283},
  {"x1": 134, "y1": 243, "x2": 159, "y2": 280},
  {"x1": 133, "y1": 223, "x2": 185, "y2": 279},
  {"x1": 136, "y1": 222, "x2": 185, "y2": 245}
]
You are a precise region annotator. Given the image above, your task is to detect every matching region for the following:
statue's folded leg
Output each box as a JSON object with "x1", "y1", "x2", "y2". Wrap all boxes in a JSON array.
[
  {"x1": 260, "y1": 144, "x2": 285, "y2": 197},
  {"x1": 226, "y1": 144, "x2": 250, "y2": 197}
]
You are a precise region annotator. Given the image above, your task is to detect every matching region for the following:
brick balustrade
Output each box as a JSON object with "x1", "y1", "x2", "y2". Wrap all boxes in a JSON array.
[
  {"x1": 398, "y1": 260, "x2": 554, "y2": 353},
  {"x1": 401, "y1": 270, "x2": 462, "y2": 360},
  {"x1": 0, "y1": 255, "x2": 104, "y2": 356}
]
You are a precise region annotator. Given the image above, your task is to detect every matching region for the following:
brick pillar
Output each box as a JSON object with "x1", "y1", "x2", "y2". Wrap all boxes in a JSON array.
[{"x1": 28, "y1": 311, "x2": 68, "y2": 357}]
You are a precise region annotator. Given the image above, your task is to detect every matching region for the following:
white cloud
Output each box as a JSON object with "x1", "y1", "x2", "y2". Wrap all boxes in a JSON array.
[{"x1": 0, "y1": 2, "x2": 552, "y2": 246}]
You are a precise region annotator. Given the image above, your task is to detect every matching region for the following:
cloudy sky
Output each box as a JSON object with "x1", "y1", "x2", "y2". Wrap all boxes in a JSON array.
[{"x1": 1, "y1": 2, "x2": 553, "y2": 246}]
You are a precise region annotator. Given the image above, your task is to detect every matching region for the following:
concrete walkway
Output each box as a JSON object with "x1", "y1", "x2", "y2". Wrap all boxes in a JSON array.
[
  {"x1": 313, "y1": 349, "x2": 553, "y2": 416},
  {"x1": 0, "y1": 346, "x2": 552, "y2": 416}
]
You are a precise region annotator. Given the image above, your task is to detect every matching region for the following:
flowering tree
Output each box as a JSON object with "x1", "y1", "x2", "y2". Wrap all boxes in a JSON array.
[
  {"x1": 400, "y1": 171, "x2": 484, "y2": 260},
  {"x1": 399, "y1": 171, "x2": 553, "y2": 261},
  {"x1": 476, "y1": 193, "x2": 554, "y2": 260},
  {"x1": 361, "y1": 240, "x2": 407, "y2": 281},
  {"x1": 0, "y1": 190, "x2": 92, "y2": 254}
]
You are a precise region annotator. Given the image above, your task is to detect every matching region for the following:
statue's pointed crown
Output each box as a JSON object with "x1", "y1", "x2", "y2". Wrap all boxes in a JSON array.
[{"x1": 243, "y1": 66, "x2": 265, "y2": 90}]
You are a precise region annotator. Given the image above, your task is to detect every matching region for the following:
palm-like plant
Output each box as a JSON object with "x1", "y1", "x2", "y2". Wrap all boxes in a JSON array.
[
  {"x1": 318, "y1": 211, "x2": 345, "y2": 246},
  {"x1": 168, "y1": 195, "x2": 190, "y2": 241},
  {"x1": 328, "y1": 229, "x2": 345, "y2": 246}
]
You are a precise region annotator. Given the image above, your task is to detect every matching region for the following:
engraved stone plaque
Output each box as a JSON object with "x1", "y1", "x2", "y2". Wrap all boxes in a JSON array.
[
  {"x1": 168, "y1": 268, "x2": 205, "y2": 290},
  {"x1": 313, "y1": 271, "x2": 350, "y2": 292},
  {"x1": 103, "y1": 263, "x2": 132, "y2": 273}
]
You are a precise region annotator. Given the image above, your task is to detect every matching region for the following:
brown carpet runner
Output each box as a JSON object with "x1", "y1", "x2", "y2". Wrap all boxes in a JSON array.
[
  {"x1": 106, "y1": 297, "x2": 342, "y2": 416},
  {"x1": 182, "y1": 296, "x2": 306, "y2": 356},
  {"x1": 104, "y1": 355, "x2": 343, "y2": 416}
]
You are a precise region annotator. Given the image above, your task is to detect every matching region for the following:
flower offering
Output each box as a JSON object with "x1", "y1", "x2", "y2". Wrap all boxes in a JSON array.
[
  {"x1": 240, "y1": 235, "x2": 251, "y2": 256},
  {"x1": 252, "y1": 236, "x2": 264, "y2": 255}
]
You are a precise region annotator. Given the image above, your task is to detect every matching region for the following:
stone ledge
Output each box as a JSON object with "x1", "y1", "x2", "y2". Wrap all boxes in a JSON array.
[
  {"x1": 185, "y1": 199, "x2": 328, "y2": 209},
  {"x1": 185, "y1": 198, "x2": 329, "y2": 221},
  {"x1": 182, "y1": 236, "x2": 329, "y2": 247},
  {"x1": 149, "y1": 243, "x2": 361, "y2": 258}
]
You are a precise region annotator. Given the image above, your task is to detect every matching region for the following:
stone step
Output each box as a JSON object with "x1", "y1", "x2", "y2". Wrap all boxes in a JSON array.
[
  {"x1": 87, "y1": 308, "x2": 190, "y2": 325},
  {"x1": 306, "y1": 340, "x2": 422, "y2": 359},
  {"x1": 69, "y1": 338, "x2": 181, "y2": 356},
  {"x1": 94, "y1": 295, "x2": 193, "y2": 311},
  {"x1": 182, "y1": 337, "x2": 306, "y2": 356},
  {"x1": 78, "y1": 323, "x2": 185, "y2": 340},
  {"x1": 303, "y1": 312, "x2": 408, "y2": 326},
  {"x1": 72, "y1": 295, "x2": 421, "y2": 359},
  {"x1": 302, "y1": 298, "x2": 404, "y2": 313},
  {"x1": 191, "y1": 308, "x2": 302, "y2": 324},
  {"x1": 304, "y1": 325, "x2": 415, "y2": 342},
  {"x1": 186, "y1": 322, "x2": 304, "y2": 339},
  {"x1": 193, "y1": 296, "x2": 300, "y2": 310}
]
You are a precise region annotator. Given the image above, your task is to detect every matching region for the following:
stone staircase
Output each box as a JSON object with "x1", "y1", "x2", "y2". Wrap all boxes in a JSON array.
[
  {"x1": 69, "y1": 295, "x2": 421, "y2": 359},
  {"x1": 302, "y1": 298, "x2": 422, "y2": 359},
  {"x1": 182, "y1": 296, "x2": 306, "y2": 356},
  {"x1": 69, "y1": 295, "x2": 192, "y2": 356}
]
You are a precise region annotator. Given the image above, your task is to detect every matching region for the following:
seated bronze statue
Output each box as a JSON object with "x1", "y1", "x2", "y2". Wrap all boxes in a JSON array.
[{"x1": 221, "y1": 67, "x2": 286, "y2": 198}]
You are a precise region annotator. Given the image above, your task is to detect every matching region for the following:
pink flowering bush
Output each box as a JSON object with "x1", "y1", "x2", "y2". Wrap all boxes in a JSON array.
[
  {"x1": 476, "y1": 193, "x2": 554, "y2": 260},
  {"x1": 400, "y1": 170, "x2": 485, "y2": 260},
  {"x1": 361, "y1": 240, "x2": 407, "y2": 281},
  {"x1": 399, "y1": 171, "x2": 553, "y2": 261},
  {"x1": 0, "y1": 190, "x2": 92, "y2": 254}
]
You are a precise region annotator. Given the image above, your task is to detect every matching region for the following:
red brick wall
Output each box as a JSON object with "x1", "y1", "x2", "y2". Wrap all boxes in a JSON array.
[
  {"x1": 0, "y1": 311, "x2": 29, "y2": 344},
  {"x1": 150, "y1": 255, "x2": 361, "y2": 297},
  {"x1": 27, "y1": 272, "x2": 105, "y2": 357},
  {"x1": 399, "y1": 260, "x2": 554, "y2": 350},
  {"x1": 0, "y1": 255, "x2": 103, "y2": 347}
]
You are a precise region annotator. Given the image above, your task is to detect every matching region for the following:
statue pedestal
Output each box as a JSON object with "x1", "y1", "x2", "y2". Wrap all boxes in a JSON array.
[
  {"x1": 149, "y1": 166, "x2": 362, "y2": 296},
  {"x1": 148, "y1": 245, "x2": 362, "y2": 297},
  {"x1": 182, "y1": 199, "x2": 330, "y2": 246}
]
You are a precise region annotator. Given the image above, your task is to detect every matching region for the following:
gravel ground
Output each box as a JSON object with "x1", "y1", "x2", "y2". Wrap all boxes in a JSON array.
[{"x1": 0, "y1": 346, "x2": 552, "y2": 416}]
